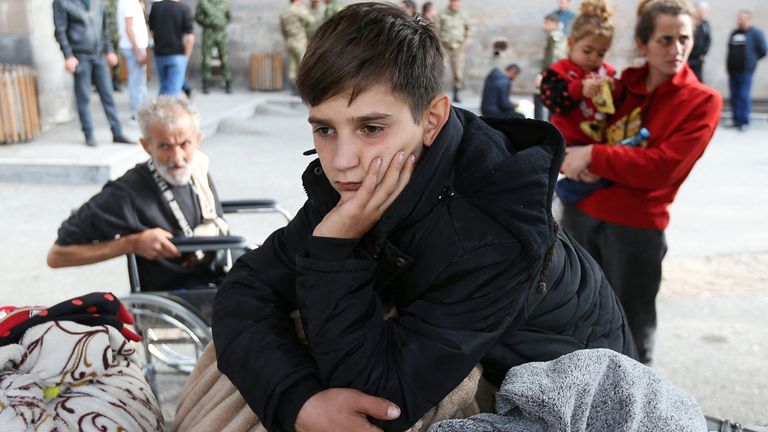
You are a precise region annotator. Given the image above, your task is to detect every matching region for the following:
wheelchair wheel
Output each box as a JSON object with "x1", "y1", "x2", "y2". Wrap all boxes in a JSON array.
[{"x1": 122, "y1": 293, "x2": 212, "y2": 423}]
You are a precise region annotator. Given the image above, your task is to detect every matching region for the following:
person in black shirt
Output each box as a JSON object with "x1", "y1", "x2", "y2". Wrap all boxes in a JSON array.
[
  {"x1": 726, "y1": 9, "x2": 767, "y2": 131},
  {"x1": 148, "y1": 0, "x2": 195, "y2": 96},
  {"x1": 48, "y1": 96, "x2": 227, "y2": 292},
  {"x1": 688, "y1": 1, "x2": 711, "y2": 82}
]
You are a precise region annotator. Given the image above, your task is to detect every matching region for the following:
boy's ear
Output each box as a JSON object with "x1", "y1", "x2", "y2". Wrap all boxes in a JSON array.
[
  {"x1": 422, "y1": 94, "x2": 451, "y2": 148},
  {"x1": 567, "y1": 36, "x2": 574, "y2": 50}
]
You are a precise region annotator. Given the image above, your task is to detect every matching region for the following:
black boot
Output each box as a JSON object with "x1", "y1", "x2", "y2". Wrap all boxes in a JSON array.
[
  {"x1": 225, "y1": 80, "x2": 232, "y2": 94},
  {"x1": 453, "y1": 87, "x2": 462, "y2": 103},
  {"x1": 202, "y1": 79, "x2": 210, "y2": 94}
]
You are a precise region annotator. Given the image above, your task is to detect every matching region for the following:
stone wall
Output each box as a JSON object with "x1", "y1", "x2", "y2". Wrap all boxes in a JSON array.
[
  {"x1": 0, "y1": 0, "x2": 77, "y2": 130},
  {"x1": 1, "y1": 0, "x2": 766, "y2": 130},
  {"x1": 181, "y1": 0, "x2": 768, "y2": 99}
]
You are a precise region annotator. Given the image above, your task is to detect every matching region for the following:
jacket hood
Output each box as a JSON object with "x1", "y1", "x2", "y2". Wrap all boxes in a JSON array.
[
  {"x1": 302, "y1": 108, "x2": 565, "y2": 260},
  {"x1": 621, "y1": 63, "x2": 700, "y2": 98}
]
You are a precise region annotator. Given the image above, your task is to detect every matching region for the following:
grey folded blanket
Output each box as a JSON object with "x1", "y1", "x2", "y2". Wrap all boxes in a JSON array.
[{"x1": 429, "y1": 349, "x2": 706, "y2": 432}]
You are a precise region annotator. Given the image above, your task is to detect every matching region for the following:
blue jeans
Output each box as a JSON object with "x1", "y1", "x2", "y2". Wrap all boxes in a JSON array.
[
  {"x1": 121, "y1": 48, "x2": 148, "y2": 116},
  {"x1": 728, "y1": 72, "x2": 753, "y2": 127},
  {"x1": 155, "y1": 54, "x2": 188, "y2": 96},
  {"x1": 73, "y1": 54, "x2": 123, "y2": 138}
]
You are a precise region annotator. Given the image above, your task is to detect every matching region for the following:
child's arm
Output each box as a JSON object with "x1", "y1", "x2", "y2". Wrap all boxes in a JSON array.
[{"x1": 540, "y1": 68, "x2": 581, "y2": 114}]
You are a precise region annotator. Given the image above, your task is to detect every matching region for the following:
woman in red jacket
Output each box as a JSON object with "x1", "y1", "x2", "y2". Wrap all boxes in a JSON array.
[{"x1": 560, "y1": 0, "x2": 722, "y2": 364}]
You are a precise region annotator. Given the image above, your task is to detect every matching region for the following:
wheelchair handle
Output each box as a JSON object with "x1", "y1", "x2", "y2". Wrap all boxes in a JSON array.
[{"x1": 170, "y1": 235, "x2": 249, "y2": 253}]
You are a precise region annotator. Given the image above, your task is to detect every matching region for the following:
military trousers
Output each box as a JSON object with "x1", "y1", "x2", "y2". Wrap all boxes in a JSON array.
[
  {"x1": 201, "y1": 28, "x2": 232, "y2": 81},
  {"x1": 445, "y1": 47, "x2": 466, "y2": 90},
  {"x1": 285, "y1": 40, "x2": 307, "y2": 86}
]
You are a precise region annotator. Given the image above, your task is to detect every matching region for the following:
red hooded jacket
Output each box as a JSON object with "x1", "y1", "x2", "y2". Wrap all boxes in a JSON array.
[
  {"x1": 540, "y1": 58, "x2": 618, "y2": 145},
  {"x1": 577, "y1": 64, "x2": 722, "y2": 230}
]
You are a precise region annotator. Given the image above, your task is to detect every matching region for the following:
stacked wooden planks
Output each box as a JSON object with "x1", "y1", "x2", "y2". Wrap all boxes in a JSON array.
[
  {"x1": 0, "y1": 65, "x2": 40, "y2": 144},
  {"x1": 249, "y1": 52, "x2": 283, "y2": 91}
]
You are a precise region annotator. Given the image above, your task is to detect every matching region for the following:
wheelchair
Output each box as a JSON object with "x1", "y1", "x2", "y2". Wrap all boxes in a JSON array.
[{"x1": 121, "y1": 199, "x2": 291, "y2": 421}]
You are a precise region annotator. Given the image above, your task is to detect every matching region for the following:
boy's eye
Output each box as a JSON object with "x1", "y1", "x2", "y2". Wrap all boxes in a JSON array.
[
  {"x1": 313, "y1": 126, "x2": 334, "y2": 137},
  {"x1": 361, "y1": 125, "x2": 384, "y2": 136}
]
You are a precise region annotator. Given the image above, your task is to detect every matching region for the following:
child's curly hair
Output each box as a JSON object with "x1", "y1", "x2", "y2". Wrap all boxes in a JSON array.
[{"x1": 570, "y1": 0, "x2": 614, "y2": 43}]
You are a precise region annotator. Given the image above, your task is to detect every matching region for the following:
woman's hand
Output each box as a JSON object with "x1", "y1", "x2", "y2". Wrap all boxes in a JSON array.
[{"x1": 561, "y1": 145, "x2": 593, "y2": 179}]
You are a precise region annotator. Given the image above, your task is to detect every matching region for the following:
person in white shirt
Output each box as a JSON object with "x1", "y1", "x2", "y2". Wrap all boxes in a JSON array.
[{"x1": 118, "y1": 0, "x2": 150, "y2": 119}]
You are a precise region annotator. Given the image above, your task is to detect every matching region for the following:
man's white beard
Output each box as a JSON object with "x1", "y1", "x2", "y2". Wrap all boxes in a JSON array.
[{"x1": 155, "y1": 154, "x2": 194, "y2": 186}]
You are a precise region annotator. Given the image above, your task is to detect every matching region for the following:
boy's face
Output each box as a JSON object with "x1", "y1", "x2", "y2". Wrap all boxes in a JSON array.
[
  {"x1": 543, "y1": 19, "x2": 558, "y2": 32},
  {"x1": 308, "y1": 85, "x2": 431, "y2": 202}
]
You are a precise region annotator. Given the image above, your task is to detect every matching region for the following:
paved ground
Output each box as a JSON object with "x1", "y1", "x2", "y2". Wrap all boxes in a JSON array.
[{"x1": 0, "y1": 87, "x2": 766, "y2": 428}]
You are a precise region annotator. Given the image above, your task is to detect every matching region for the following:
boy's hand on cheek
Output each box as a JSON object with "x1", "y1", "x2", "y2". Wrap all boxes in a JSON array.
[{"x1": 313, "y1": 151, "x2": 416, "y2": 240}]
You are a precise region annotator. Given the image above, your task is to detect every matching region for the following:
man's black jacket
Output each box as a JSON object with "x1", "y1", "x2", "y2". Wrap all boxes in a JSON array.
[
  {"x1": 213, "y1": 108, "x2": 636, "y2": 432},
  {"x1": 53, "y1": 0, "x2": 113, "y2": 58}
]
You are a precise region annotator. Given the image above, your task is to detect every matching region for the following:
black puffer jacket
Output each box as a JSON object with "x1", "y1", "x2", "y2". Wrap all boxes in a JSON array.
[{"x1": 213, "y1": 108, "x2": 635, "y2": 432}]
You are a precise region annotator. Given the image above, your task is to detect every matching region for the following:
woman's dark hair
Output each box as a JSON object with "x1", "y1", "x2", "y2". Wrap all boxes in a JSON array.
[
  {"x1": 296, "y1": 2, "x2": 444, "y2": 122},
  {"x1": 636, "y1": 0, "x2": 695, "y2": 44}
]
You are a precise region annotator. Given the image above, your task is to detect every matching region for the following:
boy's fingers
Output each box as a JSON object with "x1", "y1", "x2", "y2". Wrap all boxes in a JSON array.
[
  {"x1": 355, "y1": 157, "x2": 382, "y2": 204},
  {"x1": 381, "y1": 153, "x2": 415, "y2": 210},
  {"x1": 352, "y1": 393, "x2": 401, "y2": 421},
  {"x1": 368, "y1": 151, "x2": 406, "y2": 210}
]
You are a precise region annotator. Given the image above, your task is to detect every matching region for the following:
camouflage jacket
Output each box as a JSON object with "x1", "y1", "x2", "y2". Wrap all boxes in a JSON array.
[
  {"x1": 543, "y1": 29, "x2": 568, "y2": 69},
  {"x1": 438, "y1": 8, "x2": 470, "y2": 50},
  {"x1": 323, "y1": 0, "x2": 343, "y2": 22},
  {"x1": 195, "y1": 0, "x2": 231, "y2": 31},
  {"x1": 280, "y1": 3, "x2": 313, "y2": 44},
  {"x1": 307, "y1": 3, "x2": 325, "y2": 36}
]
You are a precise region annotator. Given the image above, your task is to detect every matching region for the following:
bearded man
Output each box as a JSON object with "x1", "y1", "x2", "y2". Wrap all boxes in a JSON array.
[{"x1": 48, "y1": 96, "x2": 228, "y2": 292}]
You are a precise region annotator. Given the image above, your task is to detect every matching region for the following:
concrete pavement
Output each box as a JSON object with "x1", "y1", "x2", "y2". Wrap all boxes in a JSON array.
[{"x1": 0, "y1": 85, "x2": 766, "y2": 427}]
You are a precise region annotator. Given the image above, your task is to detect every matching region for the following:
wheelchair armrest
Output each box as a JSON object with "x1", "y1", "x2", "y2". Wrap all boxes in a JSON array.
[
  {"x1": 220, "y1": 199, "x2": 292, "y2": 221},
  {"x1": 171, "y1": 235, "x2": 249, "y2": 253}
]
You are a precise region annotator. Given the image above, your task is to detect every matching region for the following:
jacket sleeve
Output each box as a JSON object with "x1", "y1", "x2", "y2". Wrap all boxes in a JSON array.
[
  {"x1": 540, "y1": 68, "x2": 580, "y2": 114},
  {"x1": 589, "y1": 91, "x2": 722, "y2": 190},
  {"x1": 212, "y1": 203, "x2": 325, "y2": 432},
  {"x1": 102, "y1": 7, "x2": 113, "y2": 54},
  {"x1": 194, "y1": 0, "x2": 209, "y2": 27},
  {"x1": 52, "y1": 1, "x2": 73, "y2": 58},
  {"x1": 702, "y1": 23, "x2": 712, "y2": 56},
  {"x1": 497, "y1": 78, "x2": 515, "y2": 113},
  {"x1": 755, "y1": 29, "x2": 767, "y2": 60},
  {"x1": 294, "y1": 238, "x2": 532, "y2": 431}
]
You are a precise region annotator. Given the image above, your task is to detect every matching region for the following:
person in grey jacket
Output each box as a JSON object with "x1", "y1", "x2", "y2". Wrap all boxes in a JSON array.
[{"x1": 53, "y1": 0, "x2": 133, "y2": 147}]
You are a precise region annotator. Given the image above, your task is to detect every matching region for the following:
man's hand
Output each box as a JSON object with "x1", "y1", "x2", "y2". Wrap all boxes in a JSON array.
[
  {"x1": 561, "y1": 145, "x2": 593, "y2": 179},
  {"x1": 313, "y1": 151, "x2": 416, "y2": 239},
  {"x1": 106, "y1": 52, "x2": 118, "y2": 67},
  {"x1": 134, "y1": 47, "x2": 147, "y2": 65},
  {"x1": 295, "y1": 388, "x2": 401, "y2": 432},
  {"x1": 129, "y1": 228, "x2": 180, "y2": 260},
  {"x1": 64, "y1": 56, "x2": 79, "y2": 74}
]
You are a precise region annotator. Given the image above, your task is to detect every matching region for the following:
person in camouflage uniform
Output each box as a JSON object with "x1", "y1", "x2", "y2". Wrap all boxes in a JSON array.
[
  {"x1": 281, "y1": 0, "x2": 314, "y2": 91},
  {"x1": 322, "y1": 0, "x2": 343, "y2": 22},
  {"x1": 105, "y1": 0, "x2": 122, "y2": 91},
  {"x1": 307, "y1": 0, "x2": 325, "y2": 37},
  {"x1": 195, "y1": 0, "x2": 232, "y2": 94},
  {"x1": 438, "y1": 0, "x2": 470, "y2": 102}
]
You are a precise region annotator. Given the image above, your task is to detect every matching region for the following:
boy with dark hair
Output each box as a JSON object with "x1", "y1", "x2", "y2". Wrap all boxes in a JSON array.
[{"x1": 212, "y1": 3, "x2": 635, "y2": 432}]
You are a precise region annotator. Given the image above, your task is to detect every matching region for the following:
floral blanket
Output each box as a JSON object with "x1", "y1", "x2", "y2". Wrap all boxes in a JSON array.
[{"x1": 0, "y1": 321, "x2": 163, "y2": 431}]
